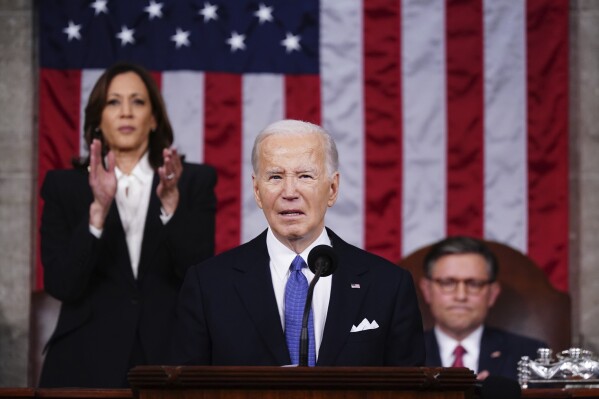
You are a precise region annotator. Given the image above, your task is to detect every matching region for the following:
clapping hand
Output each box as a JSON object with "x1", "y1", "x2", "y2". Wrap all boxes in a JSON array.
[
  {"x1": 157, "y1": 147, "x2": 182, "y2": 215},
  {"x1": 88, "y1": 138, "x2": 116, "y2": 229}
]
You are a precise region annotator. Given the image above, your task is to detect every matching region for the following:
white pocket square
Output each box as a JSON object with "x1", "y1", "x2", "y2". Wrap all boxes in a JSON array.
[{"x1": 350, "y1": 318, "x2": 379, "y2": 332}]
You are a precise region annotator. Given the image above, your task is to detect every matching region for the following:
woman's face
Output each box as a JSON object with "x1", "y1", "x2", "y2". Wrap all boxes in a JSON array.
[{"x1": 99, "y1": 71, "x2": 156, "y2": 156}]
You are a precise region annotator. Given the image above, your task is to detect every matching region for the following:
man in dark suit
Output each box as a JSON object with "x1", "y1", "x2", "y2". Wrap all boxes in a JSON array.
[
  {"x1": 419, "y1": 236, "x2": 546, "y2": 380},
  {"x1": 171, "y1": 119, "x2": 425, "y2": 367}
]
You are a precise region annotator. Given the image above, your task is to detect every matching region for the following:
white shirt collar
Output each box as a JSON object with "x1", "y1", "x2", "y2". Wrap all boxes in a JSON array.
[
  {"x1": 434, "y1": 324, "x2": 484, "y2": 371},
  {"x1": 266, "y1": 227, "x2": 331, "y2": 279},
  {"x1": 114, "y1": 152, "x2": 153, "y2": 184}
]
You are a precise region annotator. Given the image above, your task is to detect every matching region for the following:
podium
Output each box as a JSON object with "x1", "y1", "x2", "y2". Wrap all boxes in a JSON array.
[{"x1": 128, "y1": 366, "x2": 476, "y2": 399}]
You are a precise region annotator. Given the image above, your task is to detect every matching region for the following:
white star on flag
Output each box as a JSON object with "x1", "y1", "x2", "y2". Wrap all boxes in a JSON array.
[
  {"x1": 116, "y1": 26, "x2": 135, "y2": 46},
  {"x1": 226, "y1": 31, "x2": 246, "y2": 52},
  {"x1": 63, "y1": 21, "x2": 82, "y2": 41},
  {"x1": 199, "y1": 2, "x2": 218, "y2": 22},
  {"x1": 171, "y1": 28, "x2": 190, "y2": 48},
  {"x1": 90, "y1": 0, "x2": 108, "y2": 15},
  {"x1": 281, "y1": 33, "x2": 300, "y2": 53},
  {"x1": 144, "y1": 0, "x2": 164, "y2": 20},
  {"x1": 254, "y1": 3, "x2": 273, "y2": 24}
]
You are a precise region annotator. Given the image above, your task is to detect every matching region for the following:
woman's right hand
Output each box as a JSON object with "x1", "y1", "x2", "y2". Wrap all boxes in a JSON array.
[{"x1": 88, "y1": 138, "x2": 116, "y2": 229}]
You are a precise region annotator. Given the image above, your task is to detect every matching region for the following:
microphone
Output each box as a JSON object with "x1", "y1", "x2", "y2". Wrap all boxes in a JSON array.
[
  {"x1": 307, "y1": 245, "x2": 338, "y2": 277},
  {"x1": 298, "y1": 245, "x2": 338, "y2": 366}
]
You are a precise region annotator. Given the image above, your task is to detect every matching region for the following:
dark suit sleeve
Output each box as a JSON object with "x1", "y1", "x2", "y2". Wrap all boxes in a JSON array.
[
  {"x1": 40, "y1": 170, "x2": 104, "y2": 302},
  {"x1": 385, "y1": 270, "x2": 426, "y2": 366},
  {"x1": 169, "y1": 264, "x2": 212, "y2": 365},
  {"x1": 479, "y1": 327, "x2": 548, "y2": 380},
  {"x1": 162, "y1": 163, "x2": 216, "y2": 279}
]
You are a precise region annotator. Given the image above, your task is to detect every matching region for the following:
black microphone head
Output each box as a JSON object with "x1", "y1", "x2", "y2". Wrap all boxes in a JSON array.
[
  {"x1": 479, "y1": 375, "x2": 521, "y2": 399},
  {"x1": 307, "y1": 245, "x2": 338, "y2": 277}
]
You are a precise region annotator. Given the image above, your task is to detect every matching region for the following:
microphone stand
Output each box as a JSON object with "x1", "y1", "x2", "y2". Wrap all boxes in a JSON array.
[{"x1": 299, "y1": 266, "x2": 323, "y2": 367}]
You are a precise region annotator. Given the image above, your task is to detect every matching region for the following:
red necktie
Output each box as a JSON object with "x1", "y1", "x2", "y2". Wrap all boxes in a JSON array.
[{"x1": 452, "y1": 345, "x2": 466, "y2": 367}]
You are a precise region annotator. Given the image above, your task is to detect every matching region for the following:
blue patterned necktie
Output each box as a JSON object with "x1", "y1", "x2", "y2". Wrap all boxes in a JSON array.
[{"x1": 285, "y1": 255, "x2": 316, "y2": 366}]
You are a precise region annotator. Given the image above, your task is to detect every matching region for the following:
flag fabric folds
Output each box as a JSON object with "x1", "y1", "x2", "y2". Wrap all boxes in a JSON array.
[{"x1": 37, "y1": 0, "x2": 569, "y2": 291}]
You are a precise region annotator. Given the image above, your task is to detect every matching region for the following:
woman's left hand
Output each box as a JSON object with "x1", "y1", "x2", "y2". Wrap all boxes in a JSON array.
[{"x1": 157, "y1": 147, "x2": 182, "y2": 215}]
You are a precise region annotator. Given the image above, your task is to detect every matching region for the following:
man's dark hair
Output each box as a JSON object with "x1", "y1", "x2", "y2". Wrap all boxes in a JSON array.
[{"x1": 423, "y1": 236, "x2": 499, "y2": 281}]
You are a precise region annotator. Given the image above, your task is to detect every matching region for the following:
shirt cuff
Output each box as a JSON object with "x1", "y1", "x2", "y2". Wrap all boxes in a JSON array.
[
  {"x1": 160, "y1": 207, "x2": 174, "y2": 225},
  {"x1": 89, "y1": 224, "x2": 103, "y2": 238}
]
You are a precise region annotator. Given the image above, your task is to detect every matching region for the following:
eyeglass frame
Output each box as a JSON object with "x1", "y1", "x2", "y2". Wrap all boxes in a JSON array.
[{"x1": 427, "y1": 277, "x2": 493, "y2": 295}]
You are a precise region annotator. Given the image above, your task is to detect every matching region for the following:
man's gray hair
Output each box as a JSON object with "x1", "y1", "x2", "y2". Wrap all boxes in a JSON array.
[{"x1": 251, "y1": 119, "x2": 339, "y2": 177}]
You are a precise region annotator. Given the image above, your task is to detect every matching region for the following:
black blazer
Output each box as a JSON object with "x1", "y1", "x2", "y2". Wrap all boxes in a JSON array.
[
  {"x1": 424, "y1": 326, "x2": 547, "y2": 380},
  {"x1": 38, "y1": 163, "x2": 216, "y2": 388},
  {"x1": 171, "y1": 228, "x2": 425, "y2": 367}
]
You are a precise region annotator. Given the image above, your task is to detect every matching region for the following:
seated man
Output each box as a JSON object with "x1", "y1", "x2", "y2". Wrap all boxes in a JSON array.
[{"x1": 419, "y1": 236, "x2": 546, "y2": 380}]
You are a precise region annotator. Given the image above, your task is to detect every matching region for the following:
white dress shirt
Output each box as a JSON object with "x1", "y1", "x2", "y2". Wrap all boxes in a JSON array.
[
  {"x1": 88, "y1": 152, "x2": 172, "y2": 278},
  {"x1": 434, "y1": 325, "x2": 483, "y2": 372},
  {"x1": 267, "y1": 227, "x2": 332, "y2": 361},
  {"x1": 114, "y1": 153, "x2": 154, "y2": 279}
]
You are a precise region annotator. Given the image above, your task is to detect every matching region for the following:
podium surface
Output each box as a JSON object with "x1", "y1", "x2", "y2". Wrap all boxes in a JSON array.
[{"x1": 128, "y1": 366, "x2": 476, "y2": 399}]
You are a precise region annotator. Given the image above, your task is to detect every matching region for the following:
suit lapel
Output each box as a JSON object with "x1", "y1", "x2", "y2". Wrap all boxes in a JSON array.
[
  {"x1": 137, "y1": 173, "x2": 162, "y2": 280},
  {"x1": 232, "y1": 232, "x2": 291, "y2": 365},
  {"x1": 424, "y1": 331, "x2": 443, "y2": 366},
  {"x1": 102, "y1": 198, "x2": 137, "y2": 285},
  {"x1": 317, "y1": 231, "x2": 369, "y2": 365}
]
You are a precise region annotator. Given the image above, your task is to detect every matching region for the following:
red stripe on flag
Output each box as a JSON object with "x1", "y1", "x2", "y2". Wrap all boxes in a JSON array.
[
  {"x1": 363, "y1": 0, "x2": 402, "y2": 261},
  {"x1": 526, "y1": 0, "x2": 569, "y2": 292},
  {"x1": 203, "y1": 73, "x2": 242, "y2": 254},
  {"x1": 285, "y1": 75, "x2": 321, "y2": 124},
  {"x1": 38, "y1": 69, "x2": 83, "y2": 173},
  {"x1": 149, "y1": 71, "x2": 162, "y2": 89},
  {"x1": 36, "y1": 68, "x2": 82, "y2": 289},
  {"x1": 445, "y1": 0, "x2": 485, "y2": 237}
]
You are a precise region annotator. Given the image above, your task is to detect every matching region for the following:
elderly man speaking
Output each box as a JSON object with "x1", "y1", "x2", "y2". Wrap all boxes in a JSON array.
[{"x1": 171, "y1": 119, "x2": 424, "y2": 367}]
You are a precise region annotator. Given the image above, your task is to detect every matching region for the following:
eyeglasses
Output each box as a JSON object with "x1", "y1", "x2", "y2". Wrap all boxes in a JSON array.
[{"x1": 429, "y1": 277, "x2": 491, "y2": 295}]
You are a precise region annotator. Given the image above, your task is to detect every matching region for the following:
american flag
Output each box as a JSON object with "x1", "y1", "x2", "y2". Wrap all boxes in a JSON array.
[{"x1": 38, "y1": 0, "x2": 569, "y2": 291}]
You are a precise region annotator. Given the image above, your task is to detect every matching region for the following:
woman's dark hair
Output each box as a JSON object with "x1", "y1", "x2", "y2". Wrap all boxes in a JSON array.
[{"x1": 73, "y1": 62, "x2": 174, "y2": 170}]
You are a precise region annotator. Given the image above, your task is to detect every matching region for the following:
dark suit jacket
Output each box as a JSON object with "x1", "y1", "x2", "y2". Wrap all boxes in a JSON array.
[
  {"x1": 38, "y1": 163, "x2": 216, "y2": 388},
  {"x1": 424, "y1": 326, "x2": 547, "y2": 380},
  {"x1": 171, "y1": 228, "x2": 425, "y2": 366}
]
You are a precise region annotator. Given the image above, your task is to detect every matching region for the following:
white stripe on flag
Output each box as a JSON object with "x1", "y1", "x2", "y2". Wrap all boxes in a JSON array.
[
  {"x1": 483, "y1": 0, "x2": 527, "y2": 252},
  {"x1": 241, "y1": 74, "x2": 284, "y2": 243},
  {"x1": 401, "y1": 0, "x2": 447, "y2": 255},
  {"x1": 320, "y1": 0, "x2": 365, "y2": 248},
  {"x1": 163, "y1": 71, "x2": 205, "y2": 163}
]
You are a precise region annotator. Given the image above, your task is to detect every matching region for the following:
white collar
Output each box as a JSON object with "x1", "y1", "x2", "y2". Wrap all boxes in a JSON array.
[
  {"x1": 266, "y1": 227, "x2": 331, "y2": 278},
  {"x1": 114, "y1": 152, "x2": 153, "y2": 184},
  {"x1": 435, "y1": 324, "x2": 484, "y2": 359}
]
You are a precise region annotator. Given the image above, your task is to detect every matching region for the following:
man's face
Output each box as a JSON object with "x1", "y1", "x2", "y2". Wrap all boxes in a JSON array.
[
  {"x1": 252, "y1": 132, "x2": 339, "y2": 253},
  {"x1": 420, "y1": 253, "x2": 501, "y2": 340}
]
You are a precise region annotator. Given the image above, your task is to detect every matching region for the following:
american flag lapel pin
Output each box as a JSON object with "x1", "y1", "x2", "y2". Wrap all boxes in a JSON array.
[{"x1": 351, "y1": 283, "x2": 360, "y2": 289}]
